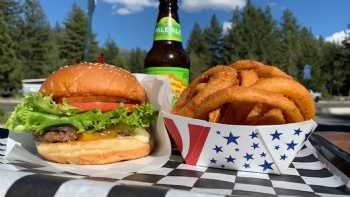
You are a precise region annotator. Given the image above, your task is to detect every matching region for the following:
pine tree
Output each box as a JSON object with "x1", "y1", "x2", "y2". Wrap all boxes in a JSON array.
[
  {"x1": 61, "y1": 4, "x2": 99, "y2": 65},
  {"x1": 89, "y1": 33, "x2": 100, "y2": 62},
  {"x1": 187, "y1": 22, "x2": 208, "y2": 78},
  {"x1": 0, "y1": 14, "x2": 17, "y2": 92},
  {"x1": 297, "y1": 28, "x2": 325, "y2": 92},
  {"x1": 127, "y1": 48, "x2": 146, "y2": 73},
  {"x1": 187, "y1": 23, "x2": 205, "y2": 54},
  {"x1": 279, "y1": 9, "x2": 303, "y2": 78},
  {"x1": 223, "y1": 7, "x2": 242, "y2": 64},
  {"x1": 260, "y1": 6, "x2": 280, "y2": 65},
  {"x1": 101, "y1": 38, "x2": 125, "y2": 67},
  {"x1": 19, "y1": 0, "x2": 52, "y2": 79},
  {"x1": 0, "y1": 0, "x2": 23, "y2": 92},
  {"x1": 340, "y1": 28, "x2": 350, "y2": 95},
  {"x1": 332, "y1": 52, "x2": 347, "y2": 95},
  {"x1": 240, "y1": 3, "x2": 262, "y2": 59},
  {"x1": 313, "y1": 37, "x2": 330, "y2": 96},
  {"x1": 45, "y1": 23, "x2": 65, "y2": 73},
  {"x1": 319, "y1": 41, "x2": 342, "y2": 95},
  {"x1": 203, "y1": 14, "x2": 224, "y2": 66},
  {"x1": 221, "y1": 3, "x2": 347, "y2": 95},
  {"x1": 223, "y1": 3, "x2": 280, "y2": 66}
]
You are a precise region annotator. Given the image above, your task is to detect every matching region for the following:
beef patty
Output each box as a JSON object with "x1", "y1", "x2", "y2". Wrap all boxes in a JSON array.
[{"x1": 35, "y1": 126, "x2": 78, "y2": 143}]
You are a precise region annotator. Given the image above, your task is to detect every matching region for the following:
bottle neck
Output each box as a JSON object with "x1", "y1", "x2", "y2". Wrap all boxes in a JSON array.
[
  {"x1": 153, "y1": 0, "x2": 182, "y2": 43},
  {"x1": 157, "y1": 0, "x2": 179, "y2": 22}
]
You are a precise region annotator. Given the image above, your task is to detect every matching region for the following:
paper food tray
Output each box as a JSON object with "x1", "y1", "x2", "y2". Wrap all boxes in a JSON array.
[{"x1": 161, "y1": 111, "x2": 317, "y2": 174}]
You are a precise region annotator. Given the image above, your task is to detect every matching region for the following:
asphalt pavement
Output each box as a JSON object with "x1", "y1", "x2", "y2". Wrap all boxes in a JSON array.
[
  {"x1": 315, "y1": 101, "x2": 350, "y2": 132},
  {"x1": 316, "y1": 114, "x2": 350, "y2": 132}
]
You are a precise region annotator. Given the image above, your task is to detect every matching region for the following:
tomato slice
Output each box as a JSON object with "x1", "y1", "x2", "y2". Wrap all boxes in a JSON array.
[{"x1": 69, "y1": 102, "x2": 136, "y2": 112}]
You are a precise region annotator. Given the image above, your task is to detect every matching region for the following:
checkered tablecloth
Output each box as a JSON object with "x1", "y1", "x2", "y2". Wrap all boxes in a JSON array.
[{"x1": 0, "y1": 141, "x2": 349, "y2": 197}]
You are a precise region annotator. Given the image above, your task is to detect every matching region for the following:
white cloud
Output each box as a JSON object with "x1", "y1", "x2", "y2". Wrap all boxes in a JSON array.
[
  {"x1": 325, "y1": 30, "x2": 349, "y2": 45},
  {"x1": 102, "y1": 0, "x2": 247, "y2": 15},
  {"x1": 182, "y1": 0, "x2": 246, "y2": 12},
  {"x1": 101, "y1": 0, "x2": 158, "y2": 15},
  {"x1": 222, "y1": 21, "x2": 232, "y2": 34},
  {"x1": 116, "y1": 7, "x2": 131, "y2": 15}
]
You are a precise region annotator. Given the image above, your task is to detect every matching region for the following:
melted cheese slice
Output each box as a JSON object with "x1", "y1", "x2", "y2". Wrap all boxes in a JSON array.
[
  {"x1": 78, "y1": 128, "x2": 150, "y2": 143},
  {"x1": 79, "y1": 130, "x2": 118, "y2": 141}
]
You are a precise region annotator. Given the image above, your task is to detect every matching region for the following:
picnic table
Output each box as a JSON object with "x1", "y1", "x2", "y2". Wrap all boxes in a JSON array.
[{"x1": 0, "y1": 128, "x2": 349, "y2": 197}]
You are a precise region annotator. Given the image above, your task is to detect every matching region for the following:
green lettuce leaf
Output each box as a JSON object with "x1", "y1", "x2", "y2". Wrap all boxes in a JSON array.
[
  {"x1": 5, "y1": 93, "x2": 158, "y2": 134},
  {"x1": 18, "y1": 93, "x2": 79, "y2": 115}
]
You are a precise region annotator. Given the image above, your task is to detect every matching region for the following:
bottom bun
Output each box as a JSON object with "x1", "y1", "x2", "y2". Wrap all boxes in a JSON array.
[{"x1": 36, "y1": 136, "x2": 152, "y2": 165}]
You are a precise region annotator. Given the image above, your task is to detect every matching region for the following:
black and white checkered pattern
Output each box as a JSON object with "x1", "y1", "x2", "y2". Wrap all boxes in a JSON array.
[
  {"x1": 0, "y1": 128, "x2": 8, "y2": 158},
  {"x1": 0, "y1": 142, "x2": 349, "y2": 197}
]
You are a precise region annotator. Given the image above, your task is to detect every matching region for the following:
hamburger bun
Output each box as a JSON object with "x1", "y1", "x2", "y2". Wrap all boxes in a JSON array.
[
  {"x1": 36, "y1": 136, "x2": 152, "y2": 164},
  {"x1": 39, "y1": 62, "x2": 146, "y2": 103},
  {"x1": 34, "y1": 63, "x2": 153, "y2": 165}
]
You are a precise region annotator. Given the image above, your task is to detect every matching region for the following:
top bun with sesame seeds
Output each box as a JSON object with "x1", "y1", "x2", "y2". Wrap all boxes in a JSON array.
[{"x1": 39, "y1": 62, "x2": 146, "y2": 103}]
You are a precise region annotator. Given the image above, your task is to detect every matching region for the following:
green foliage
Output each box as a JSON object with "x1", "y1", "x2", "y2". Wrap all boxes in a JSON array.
[
  {"x1": 44, "y1": 23, "x2": 65, "y2": 73},
  {"x1": 19, "y1": 0, "x2": 53, "y2": 79},
  {"x1": 341, "y1": 29, "x2": 350, "y2": 95},
  {"x1": 5, "y1": 93, "x2": 158, "y2": 134},
  {"x1": 0, "y1": 108, "x2": 7, "y2": 124},
  {"x1": 223, "y1": 7, "x2": 241, "y2": 63},
  {"x1": 187, "y1": 4, "x2": 350, "y2": 95},
  {"x1": 203, "y1": 15, "x2": 224, "y2": 66},
  {"x1": 187, "y1": 22, "x2": 209, "y2": 78},
  {"x1": 187, "y1": 15, "x2": 225, "y2": 78},
  {"x1": 60, "y1": 4, "x2": 99, "y2": 65},
  {"x1": 102, "y1": 38, "x2": 125, "y2": 67},
  {"x1": 0, "y1": 0, "x2": 23, "y2": 91},
  {"x1": 126, "y1": 48, "x2": 147, "y2": 73},
  {"x1": 278, "y1": 9, "x2": 303, "y2": 78},
  {"x1": 224, "y1": 4, "x2": 280, "y2": 65},
  {"x1": 0, "y1": 2, "x2": 150, "y2": 96}
]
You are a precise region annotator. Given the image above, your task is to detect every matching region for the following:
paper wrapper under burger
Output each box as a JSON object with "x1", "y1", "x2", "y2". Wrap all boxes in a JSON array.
[
  {"x1": 4, "y1": 74, "x2": 172, "y2": 177},
  {"x1": 161, "y1": 111, "x2": 317, "y2": 174}
]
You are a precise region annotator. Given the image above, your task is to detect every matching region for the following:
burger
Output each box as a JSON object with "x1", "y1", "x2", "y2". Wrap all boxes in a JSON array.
[{"x1": 5, "y1": 63, "x2": 157, "y2": 164}]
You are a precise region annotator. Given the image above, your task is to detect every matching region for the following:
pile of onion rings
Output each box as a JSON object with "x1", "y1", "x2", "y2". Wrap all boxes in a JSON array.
[{"x1": 172, "y1": 60, "x2": 315, "y2": 125}]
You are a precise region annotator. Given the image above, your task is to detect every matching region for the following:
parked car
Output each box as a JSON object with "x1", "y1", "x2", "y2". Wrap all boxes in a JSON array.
[
  {"x1": 22, "y1": 79, "x2": 45, "y2": 95},
  {"x1": 310, "y1": 89, "x2": 322, "y2": 102},
  {"x1": 0, "y1": 87, "x2": 15, "y2": 97}
]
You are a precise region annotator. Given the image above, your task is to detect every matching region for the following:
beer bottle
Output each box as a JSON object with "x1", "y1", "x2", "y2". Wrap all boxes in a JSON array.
[{"x1": 144, "y1": 0, "x2": 190, "y2": 104}]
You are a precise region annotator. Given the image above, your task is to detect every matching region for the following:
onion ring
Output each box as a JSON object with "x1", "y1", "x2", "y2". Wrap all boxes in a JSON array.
[
  {"x1": 240, "y1": 70, "x2": 259, "y2": 87},
  {"x1": 231, "y1": 60, "x2": 291, "y2": 79},
  {"x1": 251, "y1": 78, "x2": 315, "y2": 120},
  {"x1": 245, "y1": 104, "x2": 265, "y2": 125},
  {"x1": 218, "y1": 102, "x2": 254, "y2": 124},
  {"x1": 258, "y1": 108, "x2": 285, "y2": 125},
  {"x1": 172, "y1": 60, "x2": 315, "y2": 125},
  {"x1": 172, "y1": 66, "x2": 238, "y2": 117},
  {"x1": 208, "y1": 109, "x2": 221, "y2": 123},
  {"x1": 195, "y1": 86, "x2": 304, "y2": 123}
]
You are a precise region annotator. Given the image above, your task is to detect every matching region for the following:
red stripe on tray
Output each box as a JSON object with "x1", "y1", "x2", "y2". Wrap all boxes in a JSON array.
[
  {"x1": 164, "y1": 118, "x2": 183, "y2": 152},
  {"x1": 185, "y1": 124, "x2": 210, "y2": 165}
]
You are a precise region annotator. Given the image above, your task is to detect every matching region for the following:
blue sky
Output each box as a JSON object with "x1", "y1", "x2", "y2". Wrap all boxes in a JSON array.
[{"x1": 39, "y1": 0, "x2": 350, "y2": 49}]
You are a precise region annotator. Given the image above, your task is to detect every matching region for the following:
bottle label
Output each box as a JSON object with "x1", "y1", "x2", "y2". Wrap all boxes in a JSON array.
[
  {"x1": 145, "y1": 67, "x2": 189, "y2": 105},
  {"x1": 154, "y1": 17, "x2": 182, "y2": 42}
]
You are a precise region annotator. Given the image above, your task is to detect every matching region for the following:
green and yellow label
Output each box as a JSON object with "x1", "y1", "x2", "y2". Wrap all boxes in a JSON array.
[
  {"x1": 154, "y1": 17, "x2": 182, "y2": 42},
  {"x1": 145, "y1": 67, "x2": 189, "y2": 104}
]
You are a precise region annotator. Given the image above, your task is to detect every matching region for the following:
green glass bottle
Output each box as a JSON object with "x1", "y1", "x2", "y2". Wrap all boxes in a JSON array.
[{"x1": 144, "y1": 0, "x2": 190, "y2": 104}]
